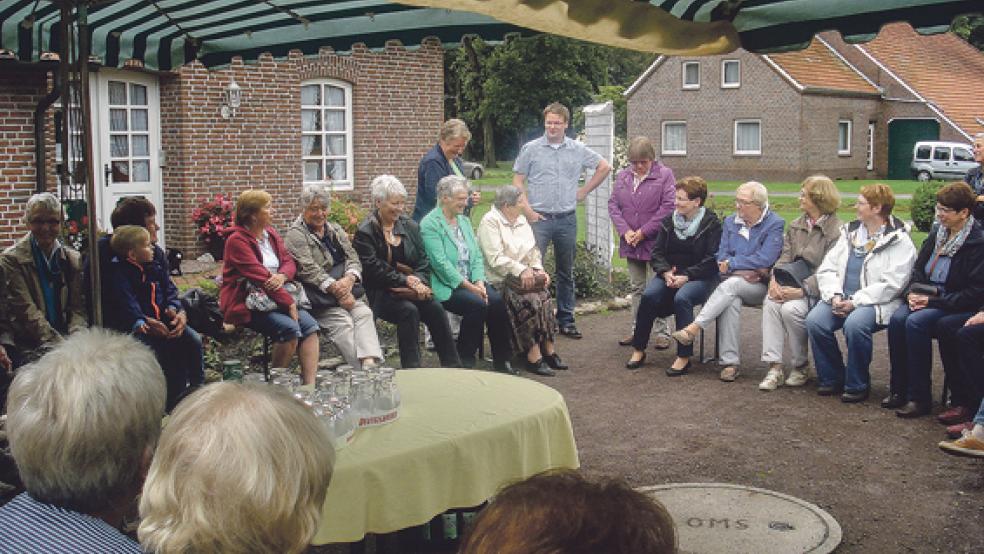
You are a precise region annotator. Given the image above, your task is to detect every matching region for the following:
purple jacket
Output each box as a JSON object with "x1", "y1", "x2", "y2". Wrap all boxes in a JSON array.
[{"x1": 608, "y1": 163, "x2": 676, "y2": 260}]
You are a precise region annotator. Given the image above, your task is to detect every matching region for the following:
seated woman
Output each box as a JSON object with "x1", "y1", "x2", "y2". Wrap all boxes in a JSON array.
[
  {"x1": 285, "y1": 183, "x2": 383, "y2": 371},
  {"x1": 0, "y1": 192, "x2": 86, "y2": 361},
  {"x1": 353, "y1": 175, "x2": 460, "y2": 369},
  {"x1": 937, "y1": 308, "x2": 984, "y2": 437},
  {"x1": 477, "y1": 185, "x2": 566, "y2": 376},
  {"x1": 625, "y1": 177, "x2": 721, "y2": 374},
  {"x1": 758, "y1": 176, "x2": 842, "y2": 392},
  {"x1": 219, "y1": 190, "x2": 320, "y2": 385},
  {"x1": 886, "y1": 182, "x2": 984, "y2": 418},
  {"x1": 671, "y1": 181, "x2": 784, "y2": 382},
  {"x1": 421, "y1": 176, "x2": 512, "y2": 372},
  {"x1": 806, "y1": 184, "x2": 916, "y2": 402},
  {"x1": 138, "y1": 382, "x2": 335, "y2": 554}
]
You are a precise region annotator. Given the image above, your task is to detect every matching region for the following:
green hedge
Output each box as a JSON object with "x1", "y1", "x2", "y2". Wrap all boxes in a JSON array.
[{"x1": 910, "y1": 181, "x2": 942, "y2": 232}]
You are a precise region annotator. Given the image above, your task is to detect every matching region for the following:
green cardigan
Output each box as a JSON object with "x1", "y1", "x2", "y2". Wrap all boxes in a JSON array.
[{"x1": 420, "y1": 208, "x2": 485, "y2": 302}]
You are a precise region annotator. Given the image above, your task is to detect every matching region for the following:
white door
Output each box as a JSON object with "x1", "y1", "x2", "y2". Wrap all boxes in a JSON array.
[{"x1": 91, "y1": 70, "x2": 164, "y2": 244}]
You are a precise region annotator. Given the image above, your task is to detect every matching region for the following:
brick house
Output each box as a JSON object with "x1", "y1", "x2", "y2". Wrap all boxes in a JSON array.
[
  {"x1": 626, "y1": 23, "x2": 984, "y2": 182},
  {"x1": 0, "y1": 39, "x2": 444, "y2": 253}
]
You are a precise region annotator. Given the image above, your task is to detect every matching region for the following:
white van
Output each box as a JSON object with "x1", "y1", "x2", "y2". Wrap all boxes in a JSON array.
[{"x1": 910, "y1": 141, "x2": 976, "y2": 182}]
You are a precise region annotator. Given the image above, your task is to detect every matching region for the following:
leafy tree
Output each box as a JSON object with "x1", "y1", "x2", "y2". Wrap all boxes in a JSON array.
[{"x1": 952, "y1": 13, "x2": 984, "y2": 51}]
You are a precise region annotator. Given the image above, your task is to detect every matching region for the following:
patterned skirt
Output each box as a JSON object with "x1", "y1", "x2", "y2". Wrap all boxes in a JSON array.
[{"x1": 501, "y1": 285, "x2": 558, "y2": 353}]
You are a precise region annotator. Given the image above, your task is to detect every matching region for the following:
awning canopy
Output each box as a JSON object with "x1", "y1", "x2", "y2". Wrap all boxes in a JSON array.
[{"x1": 0, "y1": 0, "x2": 526, "y2": 71}]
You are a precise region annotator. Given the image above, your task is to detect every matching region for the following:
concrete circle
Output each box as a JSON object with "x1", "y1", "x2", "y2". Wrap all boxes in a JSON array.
[{"x1": 638, "y1": 483, "x2": 842, "y2": 554}]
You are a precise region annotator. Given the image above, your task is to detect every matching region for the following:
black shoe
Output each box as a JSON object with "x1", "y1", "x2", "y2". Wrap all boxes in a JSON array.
[
  {"x1": 543, "y1": 353, "x2": 568, "y2": 370},
  {"x1": 896, "y1": 400, "x2": 930, "y2": 418},
  {"x1": 880, "y1": 393, "x2": 906, "y2": 409},
  {"x1": 841, "y1": 389, "x2": 869, "y2": 403},
  {"x1": 625, "y1": 352, "x2": 647, "y2": 370},
  {"x1": 559, "y1": 325, "x2": 582, "y2": 339},
  {"x1": 817, "y1": 384, "x2": 843, "y2": 396},
  {"x1": 665, "y1": 361, "x2": 691, "y2": 377},
  {"x1": 525, "y1": 358, "x2": 556, "y2": 376},
  {"x1": 493, "y1": 360, "x2": 518, "y2": 375}
]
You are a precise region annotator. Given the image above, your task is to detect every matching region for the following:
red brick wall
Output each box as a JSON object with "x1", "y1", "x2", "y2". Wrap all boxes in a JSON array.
[
  {"x1": 161, "y1": 39, "x2": 444, "y2": 254},
  {"x1": 0, "y1": 68, "x2": 48, "y2": 248}
]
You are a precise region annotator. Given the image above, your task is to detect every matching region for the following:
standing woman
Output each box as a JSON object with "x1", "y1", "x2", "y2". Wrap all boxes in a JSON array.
[
  {"x1": 353, "y1": 175, "x2": 460, "y2": 369},
  {"x1": 609, "y1": 136, "x2": 677, "y2": 348},
  {"x1": 758, "y1": 176, "x2": 842, "y2": 391},
  {"x1": 421, "y1": 176, "x2": 513, "y2": 372},
  {"x1": 285, "y1": 184, "x2": 384, "y2": 371},
  {"x1": 625, "y1": 177, "x2": 721, "y2": 373},
  {"x1": 219, "y1": 190, "x2": 320, "y2": 385}
]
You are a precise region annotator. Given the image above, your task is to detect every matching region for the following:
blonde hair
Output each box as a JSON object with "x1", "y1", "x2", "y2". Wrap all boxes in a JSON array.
[
  {"x1": 138, "y1": 383, "x2": 335, "y2": 554},
  {"x1": 234, "y1": 189, "x2": 273, "y2": 227},
  {"x1": 110, "y1": 225, "x2": 151, "y2": 258},
  {"x1": 439, "y1": 118, "x2": 471, "y2": 142},
  {"x1": 627, "y1": 136, "x2": 656, "y2": 161},
  {"x1": 5, "y1": 329, "x2": 165, "y2": 514},
  {"x1": 801, "y1": 175, "x2": 841, "y2": 216}
]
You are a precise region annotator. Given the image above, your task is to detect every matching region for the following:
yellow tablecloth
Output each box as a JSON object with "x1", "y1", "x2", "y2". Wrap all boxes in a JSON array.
[{"x1": 311, "y1": 368, "x2": 580, "y2": 544}]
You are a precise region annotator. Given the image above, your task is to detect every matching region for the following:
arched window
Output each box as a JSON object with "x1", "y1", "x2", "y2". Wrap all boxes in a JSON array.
[{"x1": 301, "y1": 79, "x2": 353, "y2": 190}]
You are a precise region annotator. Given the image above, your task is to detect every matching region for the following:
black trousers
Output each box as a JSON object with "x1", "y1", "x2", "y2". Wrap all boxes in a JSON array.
[
  {"x1": 937, "y1": 317, "x2": 984, "y2": 409},
  {"x1": 373, "y1": 291, "x2": 460, "y2": 369}
]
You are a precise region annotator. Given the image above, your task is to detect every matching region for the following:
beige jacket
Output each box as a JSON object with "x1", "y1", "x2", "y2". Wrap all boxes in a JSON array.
[
  {"x1": 774, "y1": 213, "x2": 842, "y2": 298},
  {"x1": 284, "y1": 216, "x2": 362, "y2": 293},
  {"x1": 476, "y1": 207, "x2": 543, "y2": 286},
  {"x1": 0, "y1": 233, "x2": 86, "y2": 349}
]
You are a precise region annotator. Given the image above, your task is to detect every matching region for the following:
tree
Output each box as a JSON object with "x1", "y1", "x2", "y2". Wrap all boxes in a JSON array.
[{"x1": 952, "y1": 14, "x2": 984, "y2": 51}]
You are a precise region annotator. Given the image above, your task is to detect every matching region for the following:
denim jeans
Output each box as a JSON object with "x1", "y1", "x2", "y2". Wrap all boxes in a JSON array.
[
  {"x1": 532, "y1": 212, "x2": 577, "y2": 327},
  {"x1": 137, "y1": 325, "x2": 204, "y2": 411},
  {"x1": 888, "y1": 305, "x2": 967, "y2": 404},
  {"x1": 248, "y1": 308, "x2": 319, "y2": 342},
  {"x1": 632, "y1": 276, "x2": 716, "y2": 357},
  {"x1": 442, "y1": 284, "x2": 511, "y2": 365},
  {"x1": 936, "y1": 316, "x2": 983, "y2": 410},
  {"x1": 806, "y1": 302, "x2": 884, "y2": 393}
]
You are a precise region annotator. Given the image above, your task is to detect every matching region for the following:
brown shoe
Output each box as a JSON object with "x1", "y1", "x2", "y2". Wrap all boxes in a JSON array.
[
  {"x1": 946, "y1": 421, "x2": 975, "y2": 439},
  {"x1": 937, "y1": 405, "x2": 974, "y2": 425},
  {"x1": 671, "y1": 328, "x2": 696, "y2": 346},
  {"x1": 618, "y1": 334, "x2": 634, "y2": 346},
  {"x1": 719, "y1": 366, "x2": 740, "y2": 382},
  {"x1": 653, "y1": 334, "x2": 672, "y2": 350}
]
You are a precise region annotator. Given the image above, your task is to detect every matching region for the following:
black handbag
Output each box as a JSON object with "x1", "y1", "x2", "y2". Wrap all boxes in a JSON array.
[
  {"x1": 304, "y1": 262, "x2": 365, "y2": 309},
  {"x1": 772, "y1": 258, "x2": 814, "y2": 289}
]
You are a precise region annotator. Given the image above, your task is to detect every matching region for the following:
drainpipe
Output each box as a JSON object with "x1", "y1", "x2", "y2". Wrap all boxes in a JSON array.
[{"x1": 34, "y1": 70, "x2": 62, "y2": 193}]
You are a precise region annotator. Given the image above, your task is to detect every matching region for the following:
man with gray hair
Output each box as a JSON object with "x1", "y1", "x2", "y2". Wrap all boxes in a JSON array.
[
  {"x1": 965, "y1": 132, "x2": 984, "y2": 221},
  {"x1": 0, "y1": 329, "x2": 166, "y2": 552},
  {"x1": 513, "y1": 102, "x2": 611, "y2": 339}
]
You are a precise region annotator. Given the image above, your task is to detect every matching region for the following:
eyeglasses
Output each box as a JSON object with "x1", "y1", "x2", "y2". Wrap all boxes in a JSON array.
[
  {"x1": 735, "y1": 198, "x2": 756, "y2": 207},
  {"x1": 29, "y1": 218, "x2": 60, "y2": 226},
  {"x1": 935, "y1": 204, "x2": 956, "y2": 214}
]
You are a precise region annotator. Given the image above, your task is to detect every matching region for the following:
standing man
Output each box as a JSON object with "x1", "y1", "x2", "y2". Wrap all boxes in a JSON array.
[
  {"x1": 513, "y1": 102, "x2": 612, "y2": 339},
  {"x1": 965, "y1": 132, "x2": 984, "y2": 221},
  {"x1": 413, "y1": 118, "x2": 481, "y2": 223}
]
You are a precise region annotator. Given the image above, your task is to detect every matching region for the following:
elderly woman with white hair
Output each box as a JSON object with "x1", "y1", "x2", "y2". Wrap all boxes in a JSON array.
[
  {"x1": 0, "y1": 329, "x2": 166, "y2": 551},
  {"x1": 285, "y1": 183, "x2": 383, "y2": 370},
  {"x1": 138, "y1": 382, "x2": 335, "y2": 554},
  {"x1": 0, "y1": 192, "x2": 86, "y2": 359},
  {"x1": 353, "y1": 175, "x2": 460, "y2": 369},
  {"x1": 477, "y1": 185, "x2": 565, "y2": 376},
  {"x1": 422, "y1": 175, "x2": 514, "y2": 373},
  {"x1": 671, "y1": 181, "x2": 785, "y2": 382}
]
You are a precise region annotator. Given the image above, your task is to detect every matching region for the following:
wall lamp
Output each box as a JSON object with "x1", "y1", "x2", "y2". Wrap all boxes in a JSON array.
[{"x1": 220, "y1": 78, "x2": 242, "y2": 119}]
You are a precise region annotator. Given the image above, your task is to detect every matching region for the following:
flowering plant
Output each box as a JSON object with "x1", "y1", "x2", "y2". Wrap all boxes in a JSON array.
[{"x1": 191, "y1": 193, "x2": 234, "y2": 246}]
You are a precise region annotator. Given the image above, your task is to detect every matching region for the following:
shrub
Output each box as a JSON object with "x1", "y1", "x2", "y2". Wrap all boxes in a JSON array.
[
  {"x1": 327, "y1": 196, "x2": 367, "y2": 238},
  {"x1": 911, "y1": 181, "x2": 942, "y2": 232},
  {"x1": 542, "y1": 241, "x2": 613, "y2": 299},
  {"x1": 191, "y1": 193, "x2": 234, "y2": 247}
]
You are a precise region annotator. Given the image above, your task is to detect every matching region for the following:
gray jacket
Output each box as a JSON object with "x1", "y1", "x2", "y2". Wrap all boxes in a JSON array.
[
  {"x1": 284, "y1": 216, "x2": 362, "y2": 293},
  {"x1": 774, "y1": 213, "x2": 842, "y2": 298}
]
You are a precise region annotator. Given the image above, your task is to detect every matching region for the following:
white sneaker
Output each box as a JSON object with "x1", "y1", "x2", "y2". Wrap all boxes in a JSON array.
[
  {"x1": 785, "y1": 367, "x2": 809, "y2": 387},
  {"x1": 758, "y1": 368, "x2": 784, "y2": 391}
]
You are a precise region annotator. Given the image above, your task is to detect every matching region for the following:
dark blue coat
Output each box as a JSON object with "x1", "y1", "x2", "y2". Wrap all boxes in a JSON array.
[
  {"x1": 93, "y1": 235, "x2": 180, "y2": 332},
  {"x1": 412, "y1": 143, "x2": 465, "y2": 222}
]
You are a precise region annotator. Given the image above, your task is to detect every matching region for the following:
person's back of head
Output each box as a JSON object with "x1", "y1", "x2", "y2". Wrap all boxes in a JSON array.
[
  {"x1": 5, "y1": 328, "x2": 166, "y2": 515},
  {"x1": 458, "y1": 470, "x2": 677, "y2": 554},
  {"x1": 138, "y1": 382, "x2": 335, "y2": 554}
]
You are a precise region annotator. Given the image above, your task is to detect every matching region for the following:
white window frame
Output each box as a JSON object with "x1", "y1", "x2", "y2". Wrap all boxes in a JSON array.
[
  {"x1": 721, "y1": 59, "x2": 741, "y2": 88},
  {"x1": 838, "y1": 120, "x2": 852, "y2": 156},
  {"x1": 661, "y1": 121, "x2": 687, "y2": 155},
  {"x1": 733, "y1": 119, "x2": 761, "y2": 156},
  {"x1": 682, "y1": 61, "x2": 700, "y2": 89},
  {"x1": 301, "y1": 78, "x2": 354, "y2": 191},
  {"x1": 866, "y1": 122, "x2": 875, "y2": 170}
]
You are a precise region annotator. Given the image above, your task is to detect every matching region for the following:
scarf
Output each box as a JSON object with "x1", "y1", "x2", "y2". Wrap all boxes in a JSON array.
[
  {"x1": 934, "y1": 215, "x2": 975, "y2": 258},
  {"x1": 673, "y1": 207, "x2": 705, "y2": 240},
  {"x1": 849, "y1": 222, "x2": 885, "y2": 255}
]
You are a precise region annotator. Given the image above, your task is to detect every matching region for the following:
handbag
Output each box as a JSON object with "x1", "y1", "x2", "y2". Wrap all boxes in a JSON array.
[
  {"x1": 304, "y1": 262, "x2": 366, "y2": 309},
  {"x1": 385, "y1": 234, "x2": 425, "y2": 301},
  {"x1": 245, "y1": 280, "x2": 312, "y2": 312},
  {"x1": 909, "y1": 282, "x2": 939, "y2": 297},
  {"x1": 504, "y1": 272, "x2": 548, "y2": 293},
  {"x1": 772, "y1": 258, "x2": 814, "y2": 289}
]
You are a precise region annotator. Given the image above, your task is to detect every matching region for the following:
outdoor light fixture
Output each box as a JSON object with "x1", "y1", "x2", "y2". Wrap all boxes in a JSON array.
[{"x1": 220, "y1": 78, "x2": 242, "y2": 119}]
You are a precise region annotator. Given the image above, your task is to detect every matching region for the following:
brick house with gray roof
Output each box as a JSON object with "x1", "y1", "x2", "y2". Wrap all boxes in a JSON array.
[{"x1": 626, "y1": 23, "x2": 983, "y2": 182}]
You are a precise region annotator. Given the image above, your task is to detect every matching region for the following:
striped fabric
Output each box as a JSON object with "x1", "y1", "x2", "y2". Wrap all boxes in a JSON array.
[
  {"x1": 0, "y1": 0, "x2": 525, "y2": 71},
  {"x1": 0, "y1": 492, "x2": 142, "y2": 553}
]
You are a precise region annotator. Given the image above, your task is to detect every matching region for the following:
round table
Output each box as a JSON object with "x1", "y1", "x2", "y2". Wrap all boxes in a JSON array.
[{"x1": 311, "y1": 368, "x2": 580, "y2": 544}]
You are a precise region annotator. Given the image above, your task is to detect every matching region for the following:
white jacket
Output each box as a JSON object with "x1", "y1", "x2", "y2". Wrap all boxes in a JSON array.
[{"x1": 815, "y1": 216, "x2": 917, "y2": 325}]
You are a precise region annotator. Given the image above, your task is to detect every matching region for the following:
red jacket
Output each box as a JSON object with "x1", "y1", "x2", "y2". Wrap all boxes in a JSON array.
[{"x1": 219, "y1": 225, "x2": 297, "y2": 325}]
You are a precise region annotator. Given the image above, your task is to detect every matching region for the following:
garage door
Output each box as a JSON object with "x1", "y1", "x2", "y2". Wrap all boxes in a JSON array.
[{"x1": 887, "y1": 119, "x2": 939, "y2": 179}]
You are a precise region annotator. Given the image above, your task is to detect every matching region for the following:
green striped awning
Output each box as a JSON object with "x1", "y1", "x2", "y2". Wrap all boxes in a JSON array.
[
  {"x1": 0, "y1": 0, "x2": 525, "y2": 71},
  {"x1": 394, "y1": 0, "x2": 982, "y2": 55}
]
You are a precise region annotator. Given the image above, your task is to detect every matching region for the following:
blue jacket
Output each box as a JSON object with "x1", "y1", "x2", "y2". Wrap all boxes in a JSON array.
[
  {"x1": 717, "y1": 210, "x2": 785, "y2": 271},
  {"x1": 412, "y1": 143, "x2": 465, "y2": 222},
  {"x1": 97, "y1": 235, "x2": 181, "y2": 332}
]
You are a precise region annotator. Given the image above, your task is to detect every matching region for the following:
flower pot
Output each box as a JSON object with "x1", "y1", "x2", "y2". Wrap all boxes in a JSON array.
[{"x1": 206, "y1": 237, "x2": 226, "y2": 261}]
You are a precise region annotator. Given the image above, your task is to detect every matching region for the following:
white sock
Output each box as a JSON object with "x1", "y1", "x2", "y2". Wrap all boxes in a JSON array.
[{"x1": 972, "y1": 424, "x2": 984, "y2": 441}]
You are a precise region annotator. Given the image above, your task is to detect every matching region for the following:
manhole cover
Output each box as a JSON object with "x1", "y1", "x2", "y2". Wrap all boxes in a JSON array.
[{"x1": 638, "y1": 483, "x2": 841, "y2": 554}]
